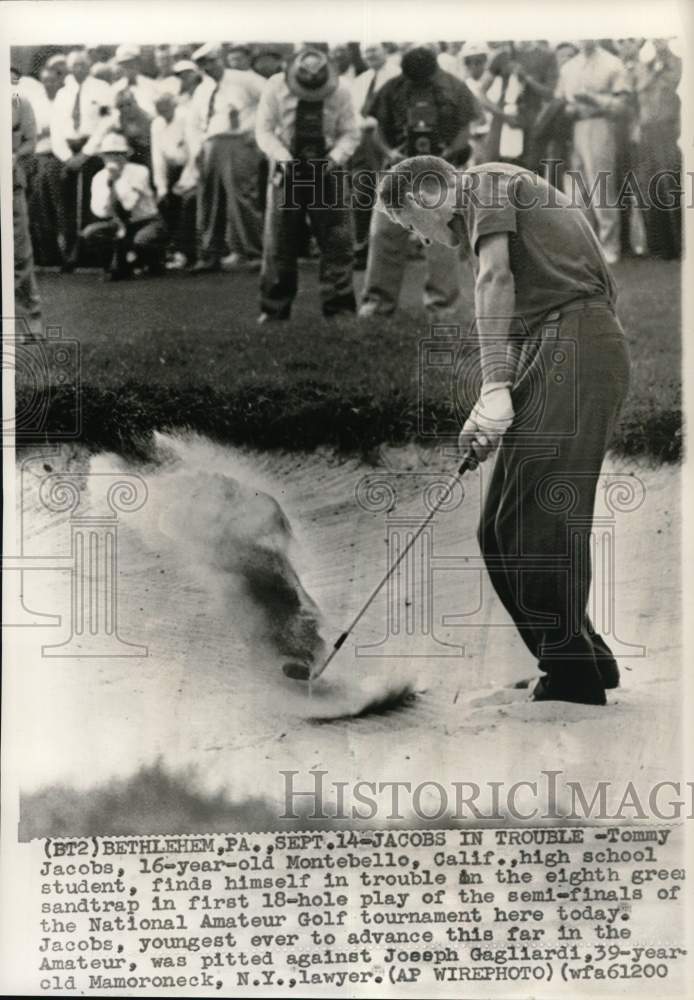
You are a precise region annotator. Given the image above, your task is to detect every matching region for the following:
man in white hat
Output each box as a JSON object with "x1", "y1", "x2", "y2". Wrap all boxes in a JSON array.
[
  {"x1": 82, "y1": 131, "x2": 165, "y2": 279},
  {"x1": 187, "y1": 43, "x2": 266, "y2": 272},
  {"x1": 255, "y1": 46, "x2": 360, "y2": 320},
  {"x1": 172, "y1": 59, "x2": 201, "y2": 104},
  {"x1": 111, "y1": 43, "x2": 158, "y2": 117},
  {"x1": 49, "y1": 47, "x2": 114, "y2": 269},
  {"x1": 556, "y1": 39, "x2": 630, "y2": 263},
  {"x1": 460, "y1": 42, "x2": 492, "y2": 164}
]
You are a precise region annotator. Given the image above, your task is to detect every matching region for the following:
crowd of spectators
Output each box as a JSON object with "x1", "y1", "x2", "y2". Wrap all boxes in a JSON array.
[{"x1": 11, "y1": 37, "x2": 682, "y2": 322}]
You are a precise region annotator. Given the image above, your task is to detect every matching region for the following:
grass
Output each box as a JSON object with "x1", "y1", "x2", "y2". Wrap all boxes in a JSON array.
[{"x1": 17, "y1": 255, "x2": 682, "y2": 462}]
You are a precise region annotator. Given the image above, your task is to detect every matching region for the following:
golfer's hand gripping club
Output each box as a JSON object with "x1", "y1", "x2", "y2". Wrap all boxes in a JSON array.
[{"x1": 458, "y1": 381, "x2": 514, "y2": 462}]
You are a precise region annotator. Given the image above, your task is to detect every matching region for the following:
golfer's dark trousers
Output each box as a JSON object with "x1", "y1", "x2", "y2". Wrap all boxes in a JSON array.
[
  {"x1": 478, "y1": 299, "x2": 630, "y2": 701},
  {"x1": 260, "y1": 162, "x2": 356, "y2": 318}
]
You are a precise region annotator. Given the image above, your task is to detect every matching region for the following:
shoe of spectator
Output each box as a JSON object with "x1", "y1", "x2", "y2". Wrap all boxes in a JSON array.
[
  {"x1": 188, "y1": 259, "x2": 221, "y2": 274},
  {"x1": 103, "y1": 268, "x2": 130, "y2": 282},
  {"x1": 222, "y1": 253, "x2": 262, "y2": 272},
  {"x1": 603, "y1": 250, "x2": 620, "y2": 266},
  {"x1": 166, "y1": 252, "x2": 188, "y2": 270},
  {"x1": 358, "y1": 300, "x2": 391, "y2": 320},
  {"x1": 257, "y1": 312, "x2": 289, "y2": 325}
]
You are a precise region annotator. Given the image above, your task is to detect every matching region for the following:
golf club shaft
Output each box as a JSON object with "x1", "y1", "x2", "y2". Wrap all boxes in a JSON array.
[{"x1": 310, "y1": 450, "x2": 477, "y2": 681}]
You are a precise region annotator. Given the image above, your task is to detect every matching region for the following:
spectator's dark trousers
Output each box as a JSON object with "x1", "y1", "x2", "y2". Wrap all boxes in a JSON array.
[
  {"x1": 61, "y1": 141, "x2": 103, "y2": 266},
  {"x1": 27, "y1": 152, "x2": 65, "y2": 266},
  {"x1": 350, "y1": 129, "x2": 383, "y2": 268},
  {"x1": 82, "y1": 214, "x2": 167, "y2": 276},
  {"x1": 157, "y1": 164, "x2": 197, "y2": 262},
  {"x1": 639, "y1": 119, "x2": 681, "y2": 259},
  {"x1": 260, "y1": 161, "x2": 356, "y2": 318},
  {"x1": 477, "y1": 300, "x2": 630, "y2": 701}
]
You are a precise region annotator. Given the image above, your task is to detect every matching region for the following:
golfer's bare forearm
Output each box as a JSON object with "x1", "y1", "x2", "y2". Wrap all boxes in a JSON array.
[{"x1": 475, "y1": 270, "x2": 516, "y2": 385}]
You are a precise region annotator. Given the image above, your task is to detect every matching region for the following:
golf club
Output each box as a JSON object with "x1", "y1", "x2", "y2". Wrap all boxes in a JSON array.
[{"x1": 283, "y1": 448, "x2": 478, "y2": 685}]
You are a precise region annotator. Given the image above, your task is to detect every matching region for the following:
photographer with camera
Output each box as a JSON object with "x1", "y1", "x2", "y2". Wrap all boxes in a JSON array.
[{"x1": 358, "y1": 46, "x2": 479, "y2": 319}]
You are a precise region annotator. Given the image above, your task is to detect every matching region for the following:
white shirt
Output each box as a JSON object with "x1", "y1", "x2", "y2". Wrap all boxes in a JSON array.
[
  {"x1": 557, "y1": 46, "x2": 629, "y2": 104},
  {"x1": 50, "y1": 74, "x2": 114, "y2": 161},
  {"x1": 189, "y1": 69, "x2": 265, "y2": 148},
  {"x1": 255, "y1": 73, "x2": 359, "y2": 166},
  {"x1": 150, "y1": 109, "x2": 190, "y2": 197},
  {"x1": 463, "y1": 75, "x2": 491, "y2": 136},
  {"x1": 25, "y1": 84, "x2": 56, "y2": 154},
  {"x1": 112, "y1": 74, "x2": 159, "y2": 117},
  {"x1": 438, "y1": 51, "x2": 464, "y2": 79},
  {"x1": 16, "y1": 74, "x2": 46, "y2": 104},
  {"x1": 351, "y1": 63, "x2": 401, "y2": 126},
  {"x1": 153, "y1": 74, "x2": 181, "y2": 98},
  {"x1": 90, "y1": 162, "x2": 158, "y2": 222}
]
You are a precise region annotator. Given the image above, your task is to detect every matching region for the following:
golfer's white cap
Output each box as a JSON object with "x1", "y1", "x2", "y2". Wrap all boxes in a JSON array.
[
  {"x1": 172, "y1": 59, "x2": 198, "y2": 74},
  {"x1": 461, "y1": 41, "x2": 489, "y2": 59},
  {"x1": 192, "y1": 43, "x2": 222, "y2": 63},
  {"x1": 114, "y1": 44, "x2": 141, "y2": 63}
]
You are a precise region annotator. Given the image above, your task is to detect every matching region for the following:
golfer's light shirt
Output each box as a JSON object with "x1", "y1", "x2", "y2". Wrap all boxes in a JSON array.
[
  {"x1": 255, "y1": 73, "x2": 360, "y2": 164},
  {"x1": 50, "y1": 74, "x2": 114, "y2": 161},
  {"x1": 91, "y1": 162, "x2": 158, "y2": 222},
  {"x1": 458, "y1": 163, "x2": 617, "y2": 332}
]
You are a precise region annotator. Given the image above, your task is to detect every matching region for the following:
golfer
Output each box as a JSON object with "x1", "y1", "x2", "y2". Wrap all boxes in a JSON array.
[{"x1": 377, "y1": 156, "x2": 631, "y2": 705}]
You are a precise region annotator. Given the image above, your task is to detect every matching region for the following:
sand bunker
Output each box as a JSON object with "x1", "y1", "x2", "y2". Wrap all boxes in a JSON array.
[{"x1": 8, "y1": 433, "x2": 682, "y2": 835}]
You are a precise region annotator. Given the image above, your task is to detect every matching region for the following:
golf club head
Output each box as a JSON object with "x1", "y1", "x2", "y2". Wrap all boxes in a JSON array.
[{"x1": 282, "y1": 661, "x2": 312, "y2": 681}]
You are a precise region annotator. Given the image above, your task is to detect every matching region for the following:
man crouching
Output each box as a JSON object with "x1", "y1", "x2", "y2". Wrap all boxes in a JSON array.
[
  {"x1": 83, "y1": 132, "x2": 166, "y2": 280},
  {"x1": 377, "y1": 155, "x2": 631, "y2": 705}
]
